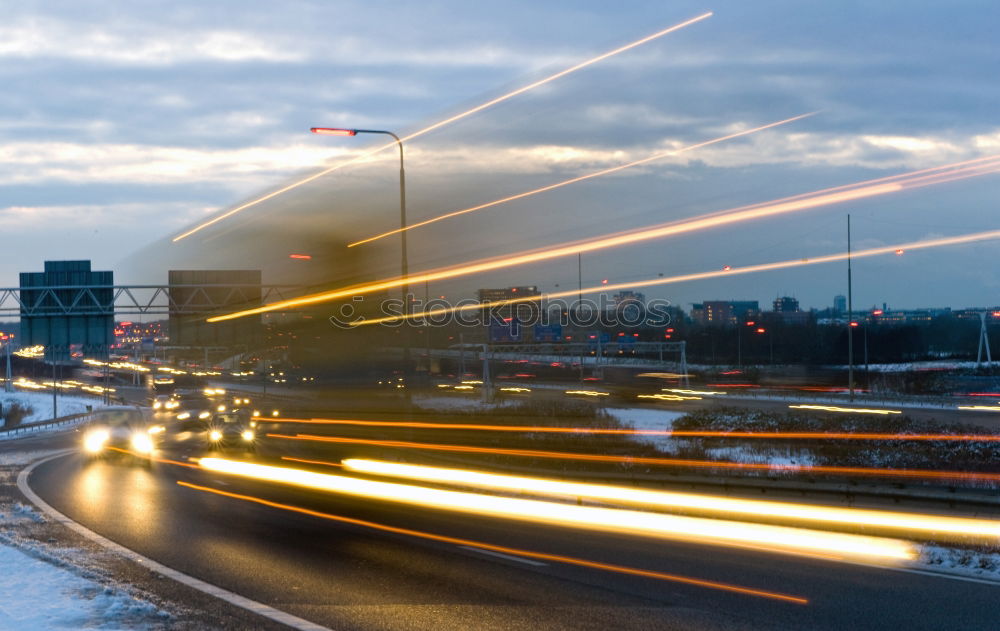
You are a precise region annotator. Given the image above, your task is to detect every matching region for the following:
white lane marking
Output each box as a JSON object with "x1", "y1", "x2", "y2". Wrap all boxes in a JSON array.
[
  {"x1": 18, "y1": 451, "x2": 333, "y2": 631},
  {"x1": 459, "y1": 545, "x2": 548, "y2": 567},
  {"x1": 892, "y1": 565, "x2": 1000, "y2": 587}
]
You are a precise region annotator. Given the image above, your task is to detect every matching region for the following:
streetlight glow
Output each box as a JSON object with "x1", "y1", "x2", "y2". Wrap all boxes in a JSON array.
[{"x1": 310, "y1": 127, "x2": 357, "y2": 136}]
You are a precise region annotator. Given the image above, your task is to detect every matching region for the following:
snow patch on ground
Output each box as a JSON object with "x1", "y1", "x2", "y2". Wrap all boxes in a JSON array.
[
  {"x1": 1, "y1": 391, "x2": 105, "y2": 426},
  {"x1": 702, "y1": 446, "x2": 818, "y2": 467},
  {"x1": 919, "y1": 544, "x2": 1000, "y2": 581},
  {"x1": 606, "y1": 407, "x2": 687, "y2": 451},
  {"x1": 0, "y1": 543, "x2": 168, "y2": 630},
  {"x1": 0, "y1": 450, "x2": 62, "y2": 466},
  {"x1": 0, "y1": 497, "x2": 170, "y2": 630},
  {"x1": 413, "y1": 394, "x2": 518, "y2": 412}
]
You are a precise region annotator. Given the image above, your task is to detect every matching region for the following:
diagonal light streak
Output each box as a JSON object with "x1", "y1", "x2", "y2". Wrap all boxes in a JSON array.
[
  {"x1": 207, "y1": 155, "x2": 1000, "y2": 322},
  {"x1": 342, "y1": 458, "x2": 1000, "y2": 543},
  {"x1": 268, "y1": 433, "x2": 1000, "y2": 483},
  {"x1": 171, "y1": 12, "x2": 713, "y2": 242},
  {"x1": 347, "y1": 228, "x2": 1000, "y2": 326},
  {"x1": 347, "y1": 112, "x2": 817, "y2": 247}
]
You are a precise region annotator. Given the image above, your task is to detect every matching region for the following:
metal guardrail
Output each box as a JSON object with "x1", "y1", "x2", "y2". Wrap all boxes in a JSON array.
[{"x1": 0, "y1": 411, "x2": 95, "y2": 440}]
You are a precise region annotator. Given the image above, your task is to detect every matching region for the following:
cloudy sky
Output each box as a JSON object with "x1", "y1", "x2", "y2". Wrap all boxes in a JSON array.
[{"x1": 3, "y1": 0, "x2": 999, "y2": 312}]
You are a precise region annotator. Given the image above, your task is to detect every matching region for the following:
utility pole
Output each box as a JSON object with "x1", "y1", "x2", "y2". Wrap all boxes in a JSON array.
[
  {"x1": 458, "y1": 333, "x2": 466, "y2": 377},
  {"x1": 3, "y1": 335, "x2": 11, "y2": 393},
  {"x1": 737, "y1": 324, "x2": 742, "y2": 370},
  {"x1": 578, "y1": 253, "x2": 584, "y2": 382},
  {"x1": 481, "y1": 344, "x2": 491, "y2": 402},
  {"x1": 847, "y1": 214, "x2": 854, "y2": 402},
  {"x1": 977, "y1": 311, "x2": 993, "y2": 365},
  {"x1": 424, "y1": 280, "x2": 431, "y2": 374},
  {"x1": 52, "y1": 360, "x2": 57, "y2": 420}
]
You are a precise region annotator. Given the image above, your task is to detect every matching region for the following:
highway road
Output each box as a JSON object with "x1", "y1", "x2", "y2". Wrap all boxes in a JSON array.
[{"x1": 17, "y1": 423, "x2": 1000, "y2": 631}]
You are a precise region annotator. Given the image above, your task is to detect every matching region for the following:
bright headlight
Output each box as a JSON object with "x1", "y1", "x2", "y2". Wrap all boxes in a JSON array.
[
  {"x1": 217, "y1": 405, "x2": 226, "y2": 412},
  {"x1": 153, "y1": 401, "x2": 162, "y2": 409},
  {"x1": 131, "y1": 432, "x2": 154, "y2": 454},
  {"x1": 199, "y1": 411, "x2": 211, "y2": 419},
  {"x1": 176, "y1": 412, "x2": 191, "y2": 420},
  {"x1": 83, "y1": 429, "x2": 109, "y2": 453},
  {"x1": 209, "y1": 430, "x2": 223, "y2": 442},
  {"x1": 147, "y1": 425, "x2": 165, "y2": 435},
  {"x1": 241, "y1": 430, "x2": 255, "y2": 441},
  {"x1": 166, "y1": 401, "x2": 179, "y2": 409}
]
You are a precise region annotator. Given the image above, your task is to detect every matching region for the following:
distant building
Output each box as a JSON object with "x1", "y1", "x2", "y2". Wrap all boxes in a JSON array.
[
  {"x1": 691, "y1": 300, "x2": 759, "y2": 326},
  {"x1": 773, "y1": 296, "x2": 800, "y2": 312},
  {"x1": 770, "y1": 295, "x2": 811, "y2": 325},
  {"x1": 476, "y1": 286, "x2": 542, "y2": 336},
  {"x1": 833, "y1": 295, "x2": 846, "y2": 315},
  {"x1": 613, "y1": 290, "x2": 645, "y2": 308},
  {"x1": 476, "y1": 286, "x2": 541, "y2": 304}
]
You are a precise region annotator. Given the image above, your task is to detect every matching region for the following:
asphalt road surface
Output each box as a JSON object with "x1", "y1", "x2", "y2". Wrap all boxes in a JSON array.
[{"x1": 20, "y1": 423, "x2": 1000, "y2": 631}]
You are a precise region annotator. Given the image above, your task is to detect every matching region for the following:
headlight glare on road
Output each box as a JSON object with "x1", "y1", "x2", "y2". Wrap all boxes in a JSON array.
[
  {"x1": 130, "y1": 432, "x2": 154, "y2": 454},
  {"x1": 83, "y1": 429, "x2": 109, "y2": 453},
  {"x1": 209, "y1": 430, "x2": 223, "y2": 442},
  {"x1": 241, "y1": 430, "x2": 255, "y2": 441},
  {"x1": 147, "y1": 425, "x2": 165, "y2": 435}
]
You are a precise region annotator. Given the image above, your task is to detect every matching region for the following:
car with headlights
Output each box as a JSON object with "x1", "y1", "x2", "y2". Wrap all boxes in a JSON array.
[
  {"x1": 80, "y1": 407, "x2": 160, "y2": 462},
  {"x1": 151, "y1": 394, "x2": 180, "y2": 413},
  {"x1": 206, "y1": 409, "x2": 256, "y2": 451}
]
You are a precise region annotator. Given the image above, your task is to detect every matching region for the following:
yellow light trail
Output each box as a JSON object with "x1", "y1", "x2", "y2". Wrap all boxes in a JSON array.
[
  {"x1": 348, "y1": 112, "x2": 816, "y2": 247},
  {"x1": 665, "y1": 388, "x2": 726, "y2": 395},
  {"x1": 789, "y1": 404, "x2": 901, "y2": 415},
  {"x1": 268, "y1": 433, "x2": 1000, "y2": 482},
  {"x1": 172, "y1": 13, "x2": 713, "y2": 242},
  {"x1": 638, "y1": 393, "x2": 702, "y2": 401},
  {"x1": 266, "y1": 416, "x2": 1000, "y2": 441},
  {"x1": 197, "y1": 457, "x2": 914, "y2": 562},
  {"x1": 208, "y1": 155, "x2": 1000, "y2": 323},
  {"x1": 342, "y1": 459, "x2": 1000, "y2": 543},
  {"x1": 177, "y1": 480, "x2": 808, "y2": 603},
  {"x1": 346, "y1": 227, "x2": 1000, "y2": 326},
  {"x1": 958, "y1": 405, "x2": 1000, "y2": 412}
]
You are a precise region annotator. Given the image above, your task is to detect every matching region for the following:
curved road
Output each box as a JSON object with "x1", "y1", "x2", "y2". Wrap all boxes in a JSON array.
[{"x1": 20, "y1": 428, "x2": 1000, "y2": 631}]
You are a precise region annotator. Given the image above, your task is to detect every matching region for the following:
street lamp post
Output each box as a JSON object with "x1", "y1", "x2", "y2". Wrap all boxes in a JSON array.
[{"x1": 311, "y1": 127, "x2": 410, "y2": 378}]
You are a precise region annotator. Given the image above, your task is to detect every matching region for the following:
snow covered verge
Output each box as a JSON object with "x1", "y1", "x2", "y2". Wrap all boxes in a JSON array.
[
  {"x1": 0, "y1": 537, "x2": 169, "y2": 630},
  {"x1": 919, "y1": 544, "x2": 1000, "y2": 581},
  {"x1": 1, "y1": 390, "x2": 106, "y2": 427},
  {"x1": 0, "y1": 451, "x2": 172, "y2": 630}
]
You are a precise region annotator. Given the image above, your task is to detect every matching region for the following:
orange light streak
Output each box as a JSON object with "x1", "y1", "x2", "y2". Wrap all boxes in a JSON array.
[
  {"x1": 176, "y1": 480, "x2": 807, "y2": 604},
  {"x1": 172, "y1": 13, "x2": 712, "y2": 242},
  {"x1": 348, "y1": 112, "x2": 816, "y2": 247},
  {"x1": 208, "y1": 155, "x2": 1000, "y2": 322},
  {"x1": 268, "y1": 433, "x2": 1000, "y2": 482},
  {"x1": 350, "y1": 227, "x2": 1000, "y2": 326},
  {"x1": 269, "y1": 417, "x2": 1000, "y2": 441}
]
